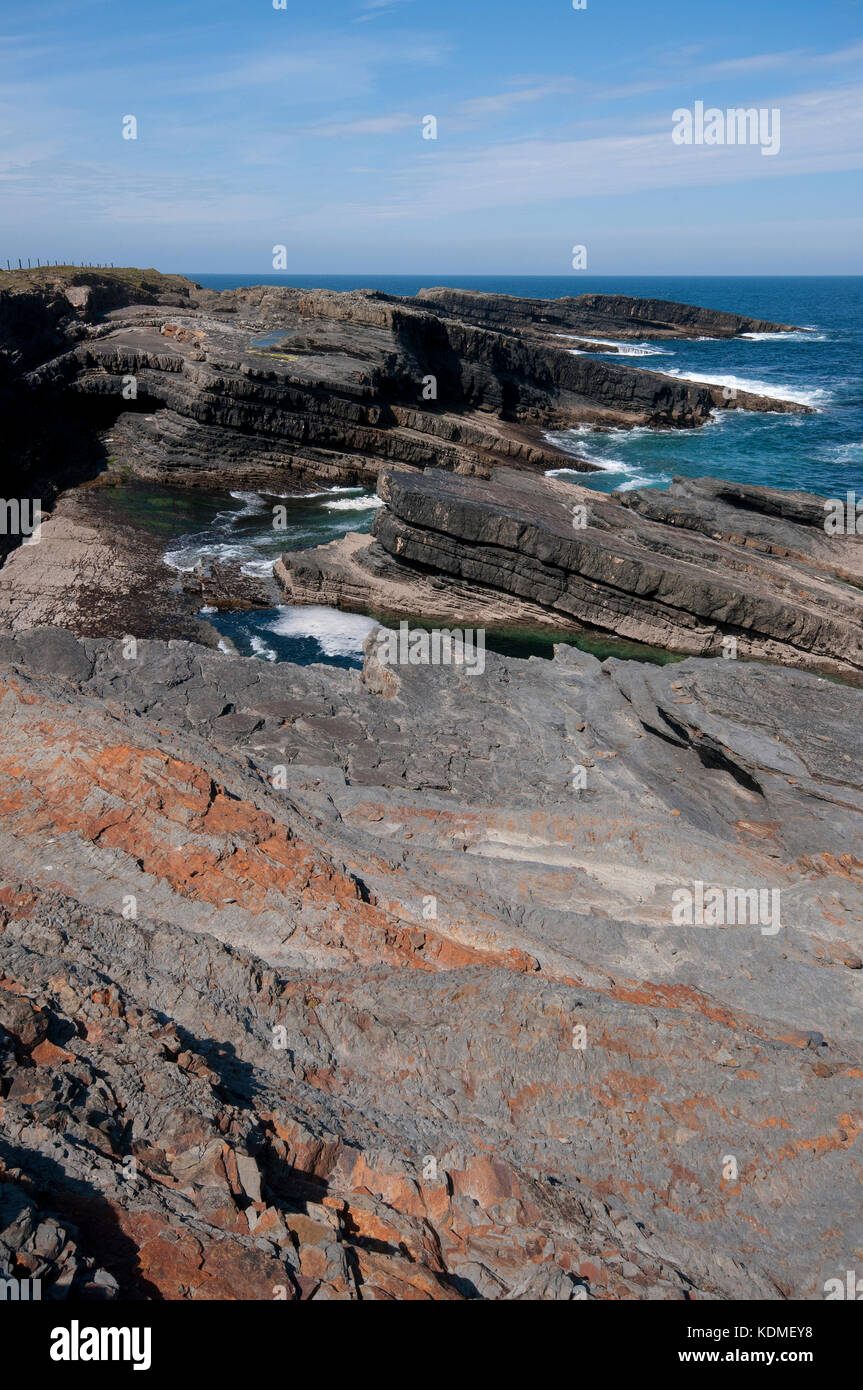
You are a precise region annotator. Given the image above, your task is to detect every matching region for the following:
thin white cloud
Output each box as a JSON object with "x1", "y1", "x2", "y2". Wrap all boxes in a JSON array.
[
  {"x1": 325, "y1": 82, "x2": 863, "y2": 223},
  {"x1": 706, "y1": 40, "x2": 863, "y2": 76},
  {"x1": 185, "y1": 35, "x2": 449, "y2": 97},
  {"x1": 458, "y1": 82, "x2": 578, "y2": 117},
  {"x1": 306, "y1": 111, "x2": 417, "y2": 138},
  {"x1": 708, "y1": 50, "x2": 808, "y2": 75},
  {"x1": 818, "y1": 40, "x2": 863, "y2": 66},
  {"x1": 354, "y1": 0, "x2": 414, "y2": 21}
]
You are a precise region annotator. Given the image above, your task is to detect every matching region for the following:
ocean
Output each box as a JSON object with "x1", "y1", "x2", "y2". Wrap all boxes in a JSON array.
[{"x1": 156, "y1": 275, "x2": 862, "y2": 666}]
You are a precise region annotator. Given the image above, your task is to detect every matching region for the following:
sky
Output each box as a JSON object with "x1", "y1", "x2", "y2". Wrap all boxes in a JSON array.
[{"x1": 1, "y1": 0, "x2": 862, "y2": 274}]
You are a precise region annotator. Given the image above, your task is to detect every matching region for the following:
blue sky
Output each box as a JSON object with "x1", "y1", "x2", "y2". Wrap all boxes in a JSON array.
[{"x1": 1, "y1": 0, "x2": 862, "y2": 273}]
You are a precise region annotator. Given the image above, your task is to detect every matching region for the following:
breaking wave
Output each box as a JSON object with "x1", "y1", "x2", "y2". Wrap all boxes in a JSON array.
[
  {"x1": 740, "y1": 330, "x2": 827, "y2": 342},
  {"x1": 557, "y1": 333, "x2": 673, "y2": 357},
  {"x1": 323, "y1": 496, "x2": 384, "y2": 511},
  {"x1": 546, "y1": 426, "x2": 671, "y2": 492},
  {"x1": 658, "y1": 368, "x2": 830, "y2": 408},
  {"x1": 265, "y1": 605, "x2": 380, "y2": 658},
  {"x1": 250, "y1": 635, "x2": 278, "y2": 662}
]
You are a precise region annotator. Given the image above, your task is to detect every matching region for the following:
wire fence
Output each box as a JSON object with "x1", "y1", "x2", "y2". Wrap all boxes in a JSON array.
[{"x1": 2, "y1": 260, "x2": 116, "y2": 271}]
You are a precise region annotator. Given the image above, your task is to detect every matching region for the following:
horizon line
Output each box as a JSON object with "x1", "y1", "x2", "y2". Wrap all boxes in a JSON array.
[{"x1": 180, "y1": 271, "x2": 863, "y2": 279}]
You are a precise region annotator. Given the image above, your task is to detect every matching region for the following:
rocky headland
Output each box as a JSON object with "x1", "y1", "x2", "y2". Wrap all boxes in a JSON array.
[
  {"x1": 413, "y1": 286, "x2": 800, "y2": 346},
  {"x1": 3, "y1": 268, "x2": 808, "y2": 508},
  {"x1": 0, "y1": 267, "x2": 814, "y2": 638},
  {"x1": 2, "y1": 270, "x2": 859, "y2": 1303}
]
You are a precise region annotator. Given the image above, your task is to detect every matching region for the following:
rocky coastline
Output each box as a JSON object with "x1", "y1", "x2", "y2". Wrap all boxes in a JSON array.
[
  {"x1": 1, "y1": 269, "x2": 860, "y2": 1303},
  {"x1": 3, "y1": 268, "x2": 809, "y2": 507},
  {"x1": 1, "y1": 268, "x2": 816, "y2": 639},
  {"x1": 277, "y1": 467, "x2": 863, "y2": 679}
]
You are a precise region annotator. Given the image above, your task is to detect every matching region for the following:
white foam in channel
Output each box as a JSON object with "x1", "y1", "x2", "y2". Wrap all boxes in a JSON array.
[
  {"x1": 240, "y1": 558, "x2": 277, "y2": 578},
  {"x1": 250, "y1": 635, "x2": 278, "y2": 662},
  {"x1": 288, "y1": 486, "x2": 365, "y2": 499},
  {"x1": 266, "y1": 605, "x2": 379, "y2": 658},
  {"x1": 323, "y1": 496, "x2": 384, "y2": 511},
  {"x1": 229, "y1": 490, "x2": 272, "y2": 515}
]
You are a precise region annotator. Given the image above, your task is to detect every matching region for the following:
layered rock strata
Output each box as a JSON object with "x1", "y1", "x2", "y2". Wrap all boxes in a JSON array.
[
  {"x1": 2, "y1": 271, "x2": 809, "y2": 511},
  {"x1": 278, "y1": 469, "x2": 863, "y2": 678},
  {"x1": 414, "y1": 287, "x2": 800, "y2": 344},
  {"x1": 0, "y1": 626, "x2": 861, "y2": 1299}
]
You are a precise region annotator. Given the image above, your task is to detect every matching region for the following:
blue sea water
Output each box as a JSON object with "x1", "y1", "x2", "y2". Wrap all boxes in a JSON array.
[{"x1": 171, "y1": 275, "x2": 862, "y2": 665}]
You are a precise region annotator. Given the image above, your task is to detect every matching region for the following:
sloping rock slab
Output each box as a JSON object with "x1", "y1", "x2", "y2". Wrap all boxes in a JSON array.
[{"x1": 342, "y1": 467, "x2": 863, "y2": 677}]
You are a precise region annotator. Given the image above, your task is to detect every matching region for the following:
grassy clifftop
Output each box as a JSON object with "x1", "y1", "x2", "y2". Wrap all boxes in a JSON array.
[{"x1": 0, "y1": 266, "x2": 200, "y2": 297}]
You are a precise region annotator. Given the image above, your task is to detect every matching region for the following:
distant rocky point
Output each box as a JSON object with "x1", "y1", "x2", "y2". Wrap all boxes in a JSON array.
[
  {"x1": 2, "y1": 268, "x2": 810, "y2": 507},
  {"x1": 414, "y1": 285, "x2": 800, "y2": 342}
]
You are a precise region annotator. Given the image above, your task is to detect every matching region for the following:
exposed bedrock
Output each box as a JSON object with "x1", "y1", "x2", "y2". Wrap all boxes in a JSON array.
[
  {"x1": 0, "y1": 267, "x2": 195, "y2": 374},
  {"x1": 414, "y1": 287, "x2": 800, "y2": 342},
  {"x1": 1, "y1": 271, "x2": 809, "y2": 502},
  {"x1": 277, "y1": 469, "x2": 863, "y2": 678},
  {"x1": 0, "y1": 626, "x2": 861, "y2": 1299},
  {"x1": 275, "y1": 528, "x2": 571, "y2": 631}
]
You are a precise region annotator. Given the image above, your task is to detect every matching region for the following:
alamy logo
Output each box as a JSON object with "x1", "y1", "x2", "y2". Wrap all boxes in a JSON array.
[
  {"x1": 0, "y1": 498, "x2": 42, "y2": 545},
  {"x1": 672, "y1": 102, "x2": 781, "y2": 157},
  {"x1": 824, "y1": 492, "x2": 863, "y2": 535},
  {"x1": 375, "y1": 621, "x2": 486, "y2": 676},
  {"x1": 0, "y1": 1277, "x2": 41, "y2": 1300},
  {"x1": 671, "y1": 880, "x2": 781, "y2": 936},
  {"x1": 823, "y1": 1270, "x2": 863, "y2": 1300},
  {"x1": 50, "y1": 1321, "x2": 152, "y2": 1371}
]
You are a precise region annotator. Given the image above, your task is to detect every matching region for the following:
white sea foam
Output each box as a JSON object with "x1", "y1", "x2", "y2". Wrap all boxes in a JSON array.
[
  {"x1": 250, "y1": 635, "x2": 278, "y2": 662},
  {"x1": 546, "y1": 426, "x2": 656, "y2": 474},
  {"x1": 229, "y1": 490, "x2": 271, "y2": 515},
  {"x1": 240, "y1": 557, "x2": 277, "y2": 578},
  {"x1": 549, "y1": 423, "x2": 657, "y2": 445},
  {"x1": 288, "y1": 485, "x2": 365, "y2": 499},
  {"x1": 557, "y1": 333, "x2": 672, "y2": 357},
  {"x1": 163, "y1": 547, "x2": 199, "y2": 572},
  {"x1": 616, "y1": 474, "x2": 662, "y2": 491},
  {"x1": 266, "y1": 605, "x2": 379, "y2": 658},
  {"x1": 819, "y1": 440, "x2": 863, "y2": 464},
  {"x1": 740, "y1": 330, "x2": 826, "y2": 342},
  {"x1": 548, "y1": 464, "x2": 665, "y2": 491},
  {"x1": 323, "y1": 496, "x2": 384, "y2": 512},
  {"x1": 658, "y1": 368, "x2": 830, "y2": 408},
  {"x1": 198, "y1": 605, "x2": 217, "y2": 615},
  {"x1": 548, "y1": 459, "x2": 635, "y2": 476},
  {"x1": 164, "y1": 540, "x2": 255, "y2": 572},
  {"x1": 545, "y1": 426, "x2": 669, "y2": 491}
]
